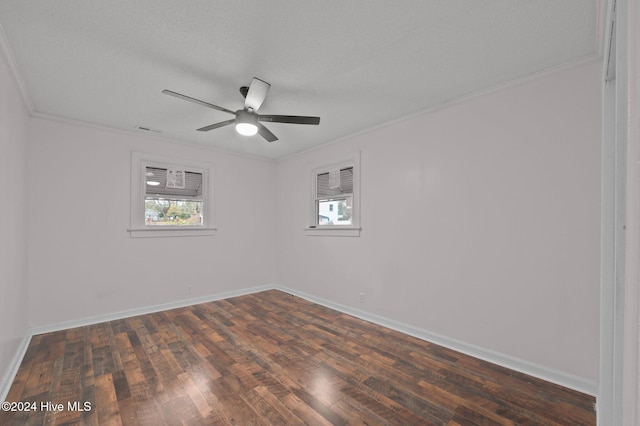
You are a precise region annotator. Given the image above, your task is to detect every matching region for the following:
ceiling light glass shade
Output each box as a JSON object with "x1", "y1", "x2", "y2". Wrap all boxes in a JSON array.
[
  {"x1": 235, "y1": 122, "x2": 258, "y2": 136},
  {"x1": 235, "y1": 110, "x2": 258, "y2": 136}
]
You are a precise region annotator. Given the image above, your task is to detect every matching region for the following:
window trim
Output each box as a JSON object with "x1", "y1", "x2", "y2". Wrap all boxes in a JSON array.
[
  {"x1": 305, "y1": 152, "x2": 361, "y2": 237},
  {"x1": 129, "y1": 152, "x2": 216, "y2": 238}
]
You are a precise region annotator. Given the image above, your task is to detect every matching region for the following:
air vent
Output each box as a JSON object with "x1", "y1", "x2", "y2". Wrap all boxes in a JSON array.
[{"x1": 135, "y1": 125, "x2": 162, "y2": 134}]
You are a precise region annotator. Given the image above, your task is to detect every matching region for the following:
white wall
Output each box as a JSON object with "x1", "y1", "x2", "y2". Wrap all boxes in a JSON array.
[
  {"x1": 27, "y1": 119, "x2": 277, "y2": 327},
  {"x1": 276, "y1": 61, "x2": 602, "y2": 383},
  {"x1": 0, "y1": 44, "x2": 29, "y2": 391}
]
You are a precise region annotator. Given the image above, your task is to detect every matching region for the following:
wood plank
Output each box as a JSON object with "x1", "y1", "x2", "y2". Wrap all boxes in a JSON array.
[{"x1": 94, "y1": 373, "x2": 122, "y2": 425}]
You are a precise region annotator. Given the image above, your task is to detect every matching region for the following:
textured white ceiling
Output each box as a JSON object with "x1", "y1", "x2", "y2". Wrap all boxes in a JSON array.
[{"x1": 0, "y1": 1, "x2": 602, "y2": 159}]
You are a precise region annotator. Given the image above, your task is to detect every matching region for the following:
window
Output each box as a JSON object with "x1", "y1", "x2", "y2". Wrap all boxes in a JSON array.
[
  {"x1": 130, "y1": 152, "x2": 215, "y2": 237},
  {"x1": 306, "y1": 153, "x2": 360, "y2": 236},
  {"x1": 315, "y1": 167, "x2": 354, "y2": 225},
  {"x1": 144, "y1": 167, "x2": 204, "y2": 226}
]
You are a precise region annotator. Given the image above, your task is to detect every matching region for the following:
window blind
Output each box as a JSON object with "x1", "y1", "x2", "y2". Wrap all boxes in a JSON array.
[
  {"x1": 316, "y1": 167, "x2": 354, "y2": 198},
  {"x1": 145, "y1": 167, "x2": 203, "y2": 199}
]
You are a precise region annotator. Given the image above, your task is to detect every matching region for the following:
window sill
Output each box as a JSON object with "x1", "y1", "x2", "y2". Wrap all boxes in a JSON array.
[
  {"x1": 128, "y1": 227, "x2": 217, "y2": 238},
  {"x1": 304, "y1": 227, "x2": 361, "y2": 237}
]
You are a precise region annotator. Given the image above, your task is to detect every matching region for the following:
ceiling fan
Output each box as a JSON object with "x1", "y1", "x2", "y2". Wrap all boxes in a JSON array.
[{"x1": 162, "y1": 77, "x2": 320, "y2": 142}]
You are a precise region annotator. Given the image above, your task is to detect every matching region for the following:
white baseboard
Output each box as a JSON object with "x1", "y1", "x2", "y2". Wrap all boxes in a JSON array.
[
  {"x1": 31, "y1": 285, "x2": 272, "y2": 335},
  {"x1": 2, "y1": 284, "x2": 597, "y2": 402},
  {"x1": 274, "y1": 285, "x2": 598, "y2": 397},
  {"x1": 0, "y1": 332, "x2": 33, "y2": 403}
]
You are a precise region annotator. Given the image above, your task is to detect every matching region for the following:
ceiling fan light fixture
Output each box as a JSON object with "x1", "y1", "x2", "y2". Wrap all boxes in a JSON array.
[
  {"x1": 236, "y1": 122, "x2": 258, "y2": 136},
  {"x1": 163, "y1": 79, "x2": 319, "y2": 143},
  {"x1": 235, "y1": 109, "x2": 258, "y2": 136}
]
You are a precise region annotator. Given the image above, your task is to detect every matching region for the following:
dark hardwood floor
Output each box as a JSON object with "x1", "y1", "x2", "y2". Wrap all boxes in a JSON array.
[{"x1": 1, "y1": 290, "x2": 596, "y2": 425}]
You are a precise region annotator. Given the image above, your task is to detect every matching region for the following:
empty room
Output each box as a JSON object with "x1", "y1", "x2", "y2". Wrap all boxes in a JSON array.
[{"x1": 1, "y1": 1, "x2": 639, "y2": 425}]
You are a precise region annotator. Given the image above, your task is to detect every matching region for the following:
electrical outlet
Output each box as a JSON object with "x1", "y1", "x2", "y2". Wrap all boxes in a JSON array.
[
  {"x1": 187, "y1": 285, "x2": 192, "y2": 294},
  {"x1": 359, "y1": 292, "x2": 365, "y2": 303}
]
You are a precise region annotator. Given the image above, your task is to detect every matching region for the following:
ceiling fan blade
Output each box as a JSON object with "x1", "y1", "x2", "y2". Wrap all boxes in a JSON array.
[
  {"x1": 162, "y1": 90, "x2": 235, "y2": 115},
  {"x1": 197, "y1": 118, "x2": 235, "y2": 132},
  {"x1": 258, "y1": 115, "x2": 320, "y2": 125},
  {"x1": 257, "y1": 123, "x2": 278, "y2": 142},
  {"x1": 244, "y1": 78, "x2": 271, "y2": 111}
]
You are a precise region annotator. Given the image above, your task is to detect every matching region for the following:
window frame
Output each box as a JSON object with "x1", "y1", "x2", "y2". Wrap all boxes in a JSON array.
[
  {"x1": 305, "y1": 152, "x2": 361, "y2": 237},
  {"x1": 129, "y1": 152, "x2": 216, "y2": 238}
]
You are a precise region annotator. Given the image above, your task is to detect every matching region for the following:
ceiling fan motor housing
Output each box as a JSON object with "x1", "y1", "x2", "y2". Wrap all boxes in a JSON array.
[{"x1": 236, "y1": 109, "x2": 257, "y2": 124}]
